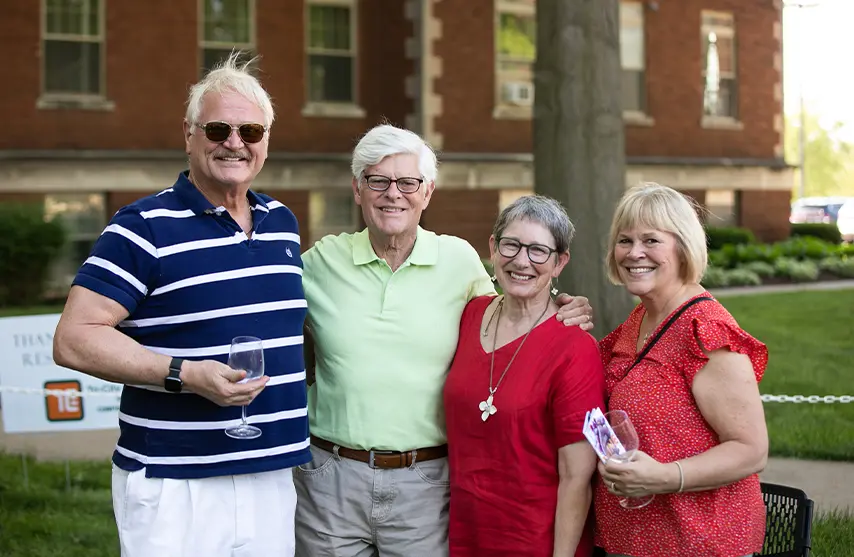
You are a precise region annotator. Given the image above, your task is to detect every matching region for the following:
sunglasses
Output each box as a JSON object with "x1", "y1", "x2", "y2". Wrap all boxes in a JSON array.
[{"x1": 195, "y1": 121, "x2": 267, "y2": 144}]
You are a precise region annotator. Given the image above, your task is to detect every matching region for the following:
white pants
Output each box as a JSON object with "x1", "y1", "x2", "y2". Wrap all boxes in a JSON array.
[{"x1": 112, "y1": 465, "x2": 296, "y2": 557}]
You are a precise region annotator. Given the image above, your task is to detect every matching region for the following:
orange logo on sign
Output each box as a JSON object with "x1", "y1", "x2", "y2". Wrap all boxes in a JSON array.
[{"x1": 44, "y1": 380, "x2": 84, "y2": 422}]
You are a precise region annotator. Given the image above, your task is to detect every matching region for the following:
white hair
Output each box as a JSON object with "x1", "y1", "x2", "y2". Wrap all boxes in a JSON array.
[
  {"x1": 351, "y1": 124, "x2": 438, "y2": 183},
  {"x1": 185, "y1": 51, "x2": 275, "y2": 128}
]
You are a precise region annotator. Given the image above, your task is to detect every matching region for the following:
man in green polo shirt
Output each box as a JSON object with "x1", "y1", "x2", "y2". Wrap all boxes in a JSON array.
[{"x1": 294, "y1": 124, "x2": 593, "y2": 556}]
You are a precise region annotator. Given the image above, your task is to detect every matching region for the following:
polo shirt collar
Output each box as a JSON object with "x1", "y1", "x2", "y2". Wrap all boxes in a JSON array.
[
  {"x1": 172, "y1": 171, "x2": 269, "y2": 216},
  {"x1": 352, "y1": 226, "x2": 439, "y2": 267}
]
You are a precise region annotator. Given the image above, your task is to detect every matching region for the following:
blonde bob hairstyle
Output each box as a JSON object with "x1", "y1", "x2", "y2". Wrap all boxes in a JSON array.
[{"x1": 605, "y1": 182, "x2": 708, "y2": 285}]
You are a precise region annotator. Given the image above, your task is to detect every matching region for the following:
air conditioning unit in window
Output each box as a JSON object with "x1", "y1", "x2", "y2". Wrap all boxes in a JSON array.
[{"x1": 502, "y1": 81, "x2": 534, "y2": 106}]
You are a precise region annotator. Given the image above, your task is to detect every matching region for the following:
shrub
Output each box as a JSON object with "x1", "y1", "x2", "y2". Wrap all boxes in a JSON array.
[
  {"x1": 720, "y1": 243, "x2": 779, "y2": 266},
  {"x1": 0, "y1": 204, "x2": 66, "y2": 307},
  {"x1": 725, "y1": 268, "x2": 763, "y2": 287},
  {"x1": 776, "y1": 236, "x2": 835, "y2": 261},
  {"x1": 708, "y1": 249, "x2": 731, "y2": 269},
  {"x1": 838, "y1": 243, "x2": 854, "y2": 257},
  {"x1": 739, "y1": 261, "x2": 776, "y2": 278},
  {"x1": 819, "y1": 256, "x2": 854, "y2": 278},
  {"x1": 705, "y1": 226, "x2": 756, "y2": 250},
  {"x1": 700, "y1": 266, "x2": 730, "y2": 288},
  {"x1": 791, "y1": 222, "x2": 842, "y2": 244},
  {"x1": 774, "y1": 258, "x2": 819, "y2": 282}
]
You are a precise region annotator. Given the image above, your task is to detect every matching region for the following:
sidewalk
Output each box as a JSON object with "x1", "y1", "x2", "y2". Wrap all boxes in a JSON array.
[
  {"x1": 761, "y1": 457, "x2": 854, "y2": 513},
  {"x1": 710, "y1": 278, "x2": 854, "y2": 297}
]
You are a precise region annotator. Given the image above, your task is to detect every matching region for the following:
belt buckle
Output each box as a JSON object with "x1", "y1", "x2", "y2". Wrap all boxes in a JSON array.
[{"x1": 368, "y1": 449, "x2": 398, "y2": 469}]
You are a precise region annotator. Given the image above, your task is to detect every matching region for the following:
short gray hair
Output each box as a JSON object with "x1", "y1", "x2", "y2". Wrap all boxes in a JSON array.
[
  {"x1": 351, "y1": 124, "x2": 438, "y2": 183},
  {"x1": 492, "y1": 195, "x2": 575, "y2": 253},
  {"x1": 605, "y1": 182, "x2": 708, "y2": 284},
  {"x1": 185, "y1": 51, "x2": 275, "y2": 129}
]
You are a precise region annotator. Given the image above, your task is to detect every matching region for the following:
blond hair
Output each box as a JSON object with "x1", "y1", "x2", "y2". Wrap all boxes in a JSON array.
[{"x1": 605, "y1": 183, "x2": 708, "y2": 284}]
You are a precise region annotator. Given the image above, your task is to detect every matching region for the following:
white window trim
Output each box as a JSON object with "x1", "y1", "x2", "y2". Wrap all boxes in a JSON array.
[
  {"x1": 304, "y1": 0, "x2": 363, "y2": 117},
  {"x1": 494, "y1": 0, "x2": 536, "y2": 119},
  {"x1": 701, "y1": 10, "x2": 740, "y2": 124},
  {"x1": 620, "y1": 1, "x2": 649, "y2": 118},
  {"x1": 198, "y1": 0, "x2": 257, "y2": 73},
  {"x1": 623, "y1": 110, "x2": 655, "y2": 127},
  {"x1": 39, "y1": 0, "x2": 109, "y2": 108}
]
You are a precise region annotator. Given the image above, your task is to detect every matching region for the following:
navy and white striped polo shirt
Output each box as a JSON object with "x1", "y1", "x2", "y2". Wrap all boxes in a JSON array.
[{"x1": 73, "y1": 172, "x2": 310, "y2": 479}]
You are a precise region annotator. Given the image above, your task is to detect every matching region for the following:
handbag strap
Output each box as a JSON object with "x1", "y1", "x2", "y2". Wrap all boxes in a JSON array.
[{"x1": 629, "y1": 296, "x2": 714, "y2": 370}]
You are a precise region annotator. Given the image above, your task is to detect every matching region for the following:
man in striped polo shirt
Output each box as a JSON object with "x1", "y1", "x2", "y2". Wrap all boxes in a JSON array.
[{"x1": 53, "y1": 53, "x2": 308, "y2": 557}]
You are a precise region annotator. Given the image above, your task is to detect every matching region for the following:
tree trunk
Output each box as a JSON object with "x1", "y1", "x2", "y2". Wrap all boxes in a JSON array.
[{"x1": 534, "y1": 0, "x2": 635, "y2": 338}]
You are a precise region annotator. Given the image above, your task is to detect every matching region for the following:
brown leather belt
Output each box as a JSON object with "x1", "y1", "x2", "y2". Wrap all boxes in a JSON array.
[{"x1": 310, "y1": 435, "x2": 448, "y2": 469}]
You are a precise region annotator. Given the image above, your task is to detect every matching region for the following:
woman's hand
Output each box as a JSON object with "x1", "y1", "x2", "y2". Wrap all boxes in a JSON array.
[
  {"x1": 598, "y1": 451, "x2": 679, "y2": 497},
  {"x1": 554, "y1": 293, "x2": 594, "y2": 330}
]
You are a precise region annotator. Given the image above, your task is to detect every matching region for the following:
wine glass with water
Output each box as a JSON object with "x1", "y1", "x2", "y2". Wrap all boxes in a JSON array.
[
  {"x1": 604, "y1": 410, "x2": 655, "y2": 509},
  {"x1": 224, "y1": 336, "x2": 265, "y2": 440}
]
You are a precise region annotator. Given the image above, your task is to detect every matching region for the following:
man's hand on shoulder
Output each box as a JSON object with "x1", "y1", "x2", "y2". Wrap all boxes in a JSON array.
[
  {"x1": 181, "y1": 360, "x2": 270, "y2": 406},
  {"x1": 554, "y1": 293, "x2": 594, "y2": 331}
]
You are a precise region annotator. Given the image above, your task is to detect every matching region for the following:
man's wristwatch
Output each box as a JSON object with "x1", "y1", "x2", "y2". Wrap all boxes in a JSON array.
[{"x1": 164, "y1": 357, "x2": 185, "y2": 393}]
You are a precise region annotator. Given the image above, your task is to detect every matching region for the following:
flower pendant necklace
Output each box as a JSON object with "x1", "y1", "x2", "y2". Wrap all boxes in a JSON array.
[{"x1": 479, "y1": 296, "x2": 550, "y2": 422}]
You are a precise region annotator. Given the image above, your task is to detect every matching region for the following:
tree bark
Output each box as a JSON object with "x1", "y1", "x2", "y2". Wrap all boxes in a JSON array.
[{"x1": 534, "y1": 0, "x2": 635, "y2": 338}]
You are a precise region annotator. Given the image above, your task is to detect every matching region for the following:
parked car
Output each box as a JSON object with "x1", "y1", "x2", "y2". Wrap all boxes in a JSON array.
[
  {"x1": 789, "y1": 196, "x2": 853, "y2": 225},
  {"x1": 836, "y1": 199, "x2": 854, "y2": 242}
]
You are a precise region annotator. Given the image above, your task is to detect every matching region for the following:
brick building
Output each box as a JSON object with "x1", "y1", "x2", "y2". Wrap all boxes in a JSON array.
[{"x1": 0, "y1": 0, "x2": 794, "y2": 286}]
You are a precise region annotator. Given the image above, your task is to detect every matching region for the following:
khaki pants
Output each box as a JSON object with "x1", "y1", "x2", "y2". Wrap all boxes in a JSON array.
[{"x1": 294, "y1": 444, "x2": 450, "y2": 557}]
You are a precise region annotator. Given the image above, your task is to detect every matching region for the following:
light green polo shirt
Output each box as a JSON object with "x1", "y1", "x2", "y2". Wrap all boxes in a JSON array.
[{"x1": 302, "y1": 226, "x2": 495, "y2": 451}]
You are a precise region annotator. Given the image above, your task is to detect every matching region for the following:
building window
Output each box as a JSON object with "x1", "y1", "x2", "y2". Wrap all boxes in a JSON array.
[
  {"x1": 306, "y1": 1, "x2": 356, "y2": 104},
  {"x1": 309, "y1": 190, "x2": 359, "y2": 243},
  {"x1": 702, "y1": 11, "x2": 738, "y2": 119},
  {"x1": 200, "y1": 0, "x2": 255, "y2": 74},
  {"x1": 705, "y1": 190, "x2": 738, "y2": 227},
  {"x1": 44, "y1": 193, "x2": 106, "y2": 288},
  {"x1": 620, "y1": 2, "x2": 646, "y2": 113},
  {"x1": 42, "y1": 0, "x2": 104, "y2": 96},
  {"x1": 495, "y1": 0, "x2": 536, "y2": 114}
]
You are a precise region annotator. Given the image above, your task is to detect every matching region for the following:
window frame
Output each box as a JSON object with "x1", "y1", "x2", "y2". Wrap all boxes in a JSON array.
[
  {"x1": 620, "y1": 1, "x2": 652, "y2": 125},
  {"x1": 701, "y1": 10, "x2": 741, "y2": 127},
  {"x1": 198, "y1": 0, "x2": 257, "y2": 77},
  {"x1": 308, "y1": 189, "x2": 361, "y2": 244},
  {"x1": 39, "y1": 0, "x2": 110, "y2": 108},
  {"x1": 493, "y1": 0, "x2": 536, "y2": 119},
  {"x1": 303, "y1": 0, "x2": 364, "y2": 118}
]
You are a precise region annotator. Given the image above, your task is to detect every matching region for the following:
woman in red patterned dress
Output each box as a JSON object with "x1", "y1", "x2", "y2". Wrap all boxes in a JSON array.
[
  {"x1": 444, "y1": 195, "x2": 605, "y2": 557},
  {"x1": 594, "y1": 183, "x2": 769, "y2": 557}
]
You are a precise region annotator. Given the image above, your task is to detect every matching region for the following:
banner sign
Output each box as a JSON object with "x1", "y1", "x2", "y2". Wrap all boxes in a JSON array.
[{"x1": 0, "y1": 314, "x2": 122, "y2": 434}]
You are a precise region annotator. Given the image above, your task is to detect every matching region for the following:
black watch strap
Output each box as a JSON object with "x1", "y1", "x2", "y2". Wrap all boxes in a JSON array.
[{"x1": 164, "y1": 357, "x2": 184, "y2": 393}]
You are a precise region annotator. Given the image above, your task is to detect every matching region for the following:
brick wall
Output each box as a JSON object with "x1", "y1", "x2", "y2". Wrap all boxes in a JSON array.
[
  {"x1": 421, "y1": 189, "x2": 500, "y2": 256},
  {"x1": 738, "y1": 190, "x2": 791, "y2": 242},
  {"x1": 434, "y1": 0, "x2": 781, "y2": 159},
  {"x1": 2, "y1": 1, "x2": 411, "y2": 153}
]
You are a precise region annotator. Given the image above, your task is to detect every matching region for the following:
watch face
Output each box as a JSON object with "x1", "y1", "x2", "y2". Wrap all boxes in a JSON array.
[{"x1": 165, "y1": 376, "x2": 182, "y2": 393}]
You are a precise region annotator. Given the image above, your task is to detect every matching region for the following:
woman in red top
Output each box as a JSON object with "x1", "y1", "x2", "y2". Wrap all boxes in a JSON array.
[
  {"x1": 444, "y1": 195, "x2": 605, "y2": 557},
  {"x1": 594, "y1": 183, "x2": 769, "y2": 557}
]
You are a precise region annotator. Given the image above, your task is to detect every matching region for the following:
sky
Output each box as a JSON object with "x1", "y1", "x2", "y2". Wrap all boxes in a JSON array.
[{"x1": 782, "y1": 0, "x2": 854, "y2": 141}]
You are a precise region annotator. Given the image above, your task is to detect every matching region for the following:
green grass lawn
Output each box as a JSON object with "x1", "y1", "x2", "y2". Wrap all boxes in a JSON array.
[
  {"x1": 0, "y1": 454, "x2": 851, "y2": 556},
  {"x1": 718, "y1": 289, "x2": 854, "y2": 461}
]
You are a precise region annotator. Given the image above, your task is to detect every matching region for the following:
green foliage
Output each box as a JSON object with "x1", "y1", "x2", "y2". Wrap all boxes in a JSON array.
[
  {"x1": 497, "y1": 13, "x2": 536, "y2": 59},
  {"x1": 791, "y1": 222, "x2": 843, "y2": 244},
  {"x1": 705, "y1": 226, "x2": 756, "y2": 250},
  {"x1": 0, "y1": 204, "x2": 66, "y2": 307},
  {"x1": 776, "y1": 236, "x2": 836, "y2": 260},
  {"x1": 700, "y1": 266, "x2": 730, "y2": 288},
  {"x1": 718, "y1": 243, "x2": 779, "y2": 266},
  {"x1": 725, "y1": 268, "x2": 762, "y2": 286},
  {"x1": 738, "y1": 261, "x2": 776, "y2": 278},
  {"x1": 839, "y1": 243, "x2": 854, "y2": 257},
  {"x1": 773, "y1": 257, "x2": 820, "y2": 282},
  {"x1": 819, "y1": 256, "x2": 854, "y2": 278},
  {"x1": 785, "y1": 112, "x2": 854, "y2": 197}
]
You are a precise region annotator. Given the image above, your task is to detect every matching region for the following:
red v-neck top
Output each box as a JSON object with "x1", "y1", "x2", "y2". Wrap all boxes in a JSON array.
[
  {"x1": 444, "y1": 295, "x2": 606, "y2": 557},
  {"x1": 594, "y1": 293, "x2": 768, "y2": 557}
]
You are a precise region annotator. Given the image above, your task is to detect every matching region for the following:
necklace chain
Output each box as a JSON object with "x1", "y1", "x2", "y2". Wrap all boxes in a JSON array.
[{"x1": 488, "y1": 296, "x2": 551, "y2": 396}]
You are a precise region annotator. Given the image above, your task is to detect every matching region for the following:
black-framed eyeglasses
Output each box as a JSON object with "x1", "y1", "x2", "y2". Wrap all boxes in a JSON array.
[
  {"x1": 195, "y1": 121, "x2": 267, "y2": 144},
  {"x1": 497, "y1": 237, "x2": 558, "y2": 264},
  {"x1": 363, "y1": 174, "x2": 424, "y2": 194}
]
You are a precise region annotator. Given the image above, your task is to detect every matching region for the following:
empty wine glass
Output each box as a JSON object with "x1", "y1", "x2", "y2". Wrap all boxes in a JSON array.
[
  {"x1": 224, "y1": 336, "x2": 265, "y2": 440},
  {"x1": 604, "y1": 409, "x2": 655, "y2": 509}
]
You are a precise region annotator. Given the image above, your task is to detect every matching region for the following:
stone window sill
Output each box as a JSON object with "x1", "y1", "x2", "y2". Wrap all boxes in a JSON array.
[
  {"x1": 302, "y1": 103, "x2": 366, "y2": 119},
  {"x1": 37, "y1": 95, "x2": 115, "y2": 111},
  {"x1": 623, "y1": 111, "x2": 655, "y2": 127},
  {"x1": 492, "y1": 104, "x2": 533, "y2": 120},
  {"x1": 701, "y1": 116, "x2": 744, "y2": 131}
]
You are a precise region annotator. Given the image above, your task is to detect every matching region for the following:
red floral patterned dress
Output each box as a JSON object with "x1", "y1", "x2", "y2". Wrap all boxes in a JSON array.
[{"x1": 594, "y1": 293, "x2": 768, "y2": 557}]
